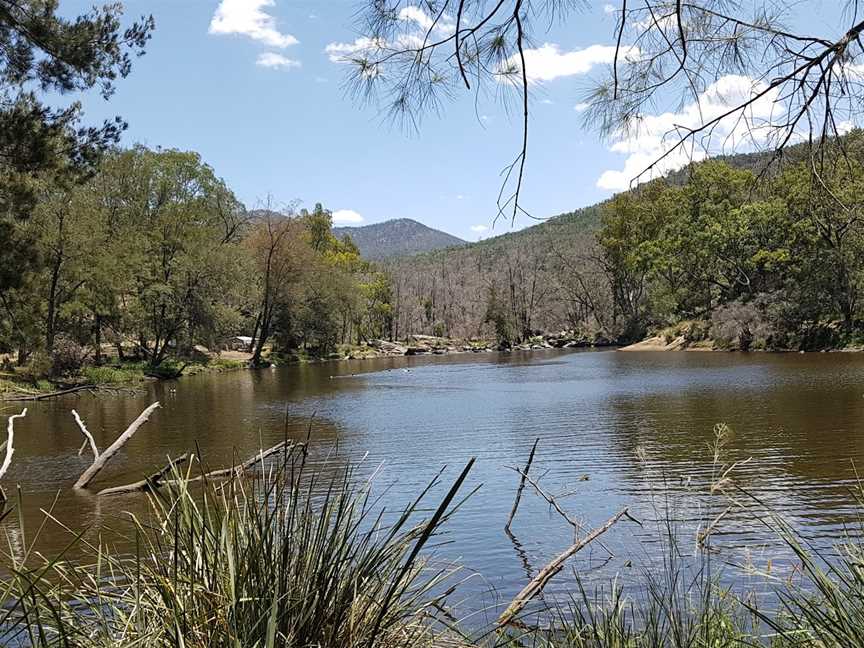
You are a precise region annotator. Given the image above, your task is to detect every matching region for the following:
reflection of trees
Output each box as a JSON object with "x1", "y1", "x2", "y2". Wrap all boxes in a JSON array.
[{"x1": 603, "y1": 355, "x2": 864, "y2": 531}]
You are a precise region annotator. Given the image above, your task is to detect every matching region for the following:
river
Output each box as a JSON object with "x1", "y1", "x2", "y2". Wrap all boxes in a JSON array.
[{"x1": 4, "y1": 348, "x2": 864, "y2": 619}]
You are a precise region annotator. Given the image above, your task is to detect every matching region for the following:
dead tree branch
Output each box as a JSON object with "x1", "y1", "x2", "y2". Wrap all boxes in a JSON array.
[
  {"x1": 97, "y1": 453, "x2": 190, "y2": 496},
  {"x1": 0, "y1": 408, "x2": 26, "y2": 481},
  {"x1": 505, "y1": 437, "x2": 538, "y2": 531},
  {"x1": 73, "y1": 409, "x2": 99, "y2": 459},
  {"x1": 496, "y1": 507, "x2": 629, "y2": 628},
  {"x1": 74, "y1": 402, "x2": 161, "y2": 490}
]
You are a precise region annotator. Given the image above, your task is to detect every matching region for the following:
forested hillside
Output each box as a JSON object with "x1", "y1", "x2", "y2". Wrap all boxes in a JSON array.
[
  {"x1": 385, "y1": 134, "x2": 864, "y2": 351},
  {"x1": 5, "y1": 131, "x2": 864, "y2": 392}
]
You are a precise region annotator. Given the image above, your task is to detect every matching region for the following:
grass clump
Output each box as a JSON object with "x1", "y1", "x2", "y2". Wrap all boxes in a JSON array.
[
  {"x1": 13, "y1": 449, "x2": 472, "y2": 647},
  {"x1": 81, "y1": 364, "x2": 147, "y2": 385}
]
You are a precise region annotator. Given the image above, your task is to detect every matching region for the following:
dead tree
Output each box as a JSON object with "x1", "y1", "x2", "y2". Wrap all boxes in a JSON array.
[{"x1": 73, "y1": 402, "x2": 161, "y2": 490}]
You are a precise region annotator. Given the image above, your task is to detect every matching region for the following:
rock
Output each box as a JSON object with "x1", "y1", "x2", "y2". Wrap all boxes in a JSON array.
[{"x1": 368, "y1": 340, "x2": 408, "y2": 356}]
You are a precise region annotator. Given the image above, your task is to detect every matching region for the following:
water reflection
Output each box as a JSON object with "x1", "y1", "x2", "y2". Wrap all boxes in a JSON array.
[{"x1": 3, "y1": 349, "x2": 864, "y2": 614}]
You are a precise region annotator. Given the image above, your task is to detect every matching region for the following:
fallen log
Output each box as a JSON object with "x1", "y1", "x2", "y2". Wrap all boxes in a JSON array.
[
  {"x1": 74, "y1": 402, "x2": 161, "y2": 490},
  {"x1": 3, "y1": 385, "x2": 96, "y2": 402},
  {"x1": 99, "y1": 440, "x2": 301, "y2": 495},
  {"x1": 176, "y1": 440, "x2": 296, "y2": 483},
  {"x1": 496, "y1": 507, "x2": 629, "y2": 629},
  {"x1": 97, "y1": 453, "x2": 190, "y2": 496}
]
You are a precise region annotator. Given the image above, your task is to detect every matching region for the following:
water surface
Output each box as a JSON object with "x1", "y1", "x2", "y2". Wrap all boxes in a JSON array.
[{"x1": 5, "y1": 349, "x2": 864, "y2": 620}]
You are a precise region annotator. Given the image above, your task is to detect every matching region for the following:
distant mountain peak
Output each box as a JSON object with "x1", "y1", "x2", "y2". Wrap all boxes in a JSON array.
[{"x1": 333, "y1": 218, "x2": 466, "y2": 260}]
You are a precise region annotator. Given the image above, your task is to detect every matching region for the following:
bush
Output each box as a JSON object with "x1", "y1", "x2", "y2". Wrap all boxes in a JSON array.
[
  {"x1": 50, "y1": 336, "x2": 87, "y2": 377},
  {"x1": 710, "y1": 297, "x2": 779, "y2": 351}
]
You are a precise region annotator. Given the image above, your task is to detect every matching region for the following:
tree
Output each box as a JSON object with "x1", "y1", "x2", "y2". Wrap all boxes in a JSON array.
[
  {"x1": 0, "y1": 1, "x2": 153, "y2": 296},
  {"x1": 92, "y1": 148, "x2": 246, "y2": 367},
  {"x1": 246, "y1": 207, "x2": 310, "y2": 365},
  {"x1": 345, "y1": 1, "x2": 864, "y2": 216}
]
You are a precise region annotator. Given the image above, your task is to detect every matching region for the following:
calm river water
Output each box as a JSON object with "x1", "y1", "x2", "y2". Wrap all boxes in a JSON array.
[{"x1": 5, "y1": 348, "x2": 864, "y2": 620}]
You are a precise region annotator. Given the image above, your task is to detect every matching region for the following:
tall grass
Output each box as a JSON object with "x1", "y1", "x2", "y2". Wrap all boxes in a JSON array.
[
  {"x1": 4, "y1": 448, "x2": 474, "y2": 647},
  {"x1": 7, "y1": 436, "x2": 864, "y2": 647}
]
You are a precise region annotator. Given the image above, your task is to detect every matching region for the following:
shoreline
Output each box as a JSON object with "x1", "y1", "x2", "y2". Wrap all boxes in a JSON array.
[
  {"x1": 1, "y1": 333, "x2": 612, "y2": 399},
  {"x1": 618, "y1": 333, "x2": 864, "y2": 353}
]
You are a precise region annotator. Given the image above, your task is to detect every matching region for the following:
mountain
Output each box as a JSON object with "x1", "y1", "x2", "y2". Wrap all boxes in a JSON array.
[{"x1": 333, "y1": 218, "x2": 466, "y2": 259}]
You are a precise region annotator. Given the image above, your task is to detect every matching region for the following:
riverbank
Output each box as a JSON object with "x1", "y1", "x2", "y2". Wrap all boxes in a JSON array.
[
  {"x1": 0, "y1": 356, "x2": 249, "y2": 399},
  {"x1": 1, "y1": 333, "x2": 607, "y2": 398},
  {"x1": 620, "y1": 319, "x2": 864, "y2": 352},
  {"x1": 337, "y1": 331, "x2": 616, "y2": 360}
]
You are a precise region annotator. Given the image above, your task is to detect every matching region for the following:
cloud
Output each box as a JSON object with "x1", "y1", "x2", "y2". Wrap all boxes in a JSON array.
[
  {"x1": 325, "y1": 37, "x2": 380, "y2": 63},
  {"x1": 596, "y1": 74, "x2": 782, "y2": 191},
  {"x1": 470, "y1": 224, "x2": 488, "y2": 233},
  {"x1": 398, "y1": 6, "x2": 455, "y2": 34},
  {"x1": 603, "y1": 3, "x2": 616, "y2": 13},
  {"x1": 256, "y1": 52, "x2": 301, "y2": 69},
  {"x1": 332, "y1": 209, "x2": 364, "y2": 224},
  {"x1": 540, "y1": 98, "x2": 555, "y2": 105},
  {"x1": 574, "y1": 102, "x2": 590, "y2": 112},
  {"x1": 209, "y1": 0, "x2": 298, "y2": 48},
  {"x1": 504, "y1": 43, "x2": 638, "y2": 84},
  {"x1": 326, "y1": 7, "x2": 453, "y2": 64}
]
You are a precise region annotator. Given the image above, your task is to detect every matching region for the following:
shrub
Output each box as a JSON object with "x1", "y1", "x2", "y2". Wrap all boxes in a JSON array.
[
  {"x1": 49, "y1": 336, "x2": 87, "y2": 377},
  {"x1": 710, "y1": 297, "x2": 779, "y2": 351}
]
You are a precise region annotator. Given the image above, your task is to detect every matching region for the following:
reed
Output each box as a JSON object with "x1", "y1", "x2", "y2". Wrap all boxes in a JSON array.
[
  {"x1": 3, "y1": 448, "x2": 473, "y2": 647},
  {"x1": 6, "y1": 437, "x2": 864, "y2": 647}
]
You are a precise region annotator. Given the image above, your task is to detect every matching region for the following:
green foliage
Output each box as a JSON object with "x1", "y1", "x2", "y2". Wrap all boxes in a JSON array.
[{"x1": 597, "y1": 131, "x2": 864, "y2": 349}]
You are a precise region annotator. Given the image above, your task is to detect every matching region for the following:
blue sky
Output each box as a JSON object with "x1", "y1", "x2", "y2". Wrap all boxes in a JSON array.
[{"x1": 63, "y1": 0, "x2": 847, "y2": 240}]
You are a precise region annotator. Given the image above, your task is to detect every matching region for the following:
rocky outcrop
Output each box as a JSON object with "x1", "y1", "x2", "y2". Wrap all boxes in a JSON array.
[{"x1": 343, "y1": 331, "x2": 618, "y2": 360}]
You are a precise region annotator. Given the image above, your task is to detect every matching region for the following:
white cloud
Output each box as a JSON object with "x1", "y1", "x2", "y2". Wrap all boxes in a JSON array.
[
  {"x1": 504, "y1": 43, "x2": 638, "y2": 84},
  {"x1": 325, "y1": 37, "x2": 380, "y2": 63},
  {"x1": 326, "y1": 7, "x2": 453, "y2": 64},
  {"x1": 209, "y1": 0, "x2": 298, "y2": 48},
  {"x1": 456, "y1": 194, "x2": 465, "y2": 200},
  {"x1": 574, "y1": 102, "x2": 590, "y2": 112},
  {"x1": 332, "y1": 209, "x2": 364, "y2": 224},
  {"x1": 256, "y1": 52, "x2": 301, "y2": 69},
  {"x1": 470, "y1": 224, "x2": 488, "y2": 232},
  {"x1": 603, "y1": 3, "x2": 616, "y2": 14},
  {"x1": 540, "y1": 98, "x2": 554, "y2": 105},
  {"x1": 596, "y1": 74, "x2": 782, "y2": 191},
  {"x1": 398, "y1": 6, "x2": 455, "y2": 34}
]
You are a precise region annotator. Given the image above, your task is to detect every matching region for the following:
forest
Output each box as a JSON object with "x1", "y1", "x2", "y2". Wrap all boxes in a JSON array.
[
  {"x1": 4, "y1": 131, "x2": 864, "y2": 391},
  {"x1": 388, "y1": 131, "x2": 864, "y2": 352},
  {"x1": 0, "y1": 146, "x2": 396, "y2": 386}
]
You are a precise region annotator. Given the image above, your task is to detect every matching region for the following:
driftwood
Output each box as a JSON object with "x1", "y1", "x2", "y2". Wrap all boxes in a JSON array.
[
  {"x1": 97, "y1": 453, "x2": 190, "y2": 496},
  {"x1": 73, "y1": 410, "x2": 99, "y2": 459},
  {"x1": 3, "y1": 385, "x2": 96, "y2": 402},
  {"x1": 496, "y1": 507, "x2": 629, "y2": 629},
  {"x1": 505, "y1": 438, "x2": 538, "y2": 531},
  {"x1": 508, "y1": 466, "x2": 615, "y2": 558},
  {"x1": 0, "y1": 409, "x2": 27, "y2": 502},
  {"x1": 99, "y1": 440, "x2": 299, "y2": 495},
  {"x1": 74, "y1": 402, "x2": 161, "y2": 490},
  {"x1": 172, "y1": 440, "x2": 295, "y2": 484}
]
